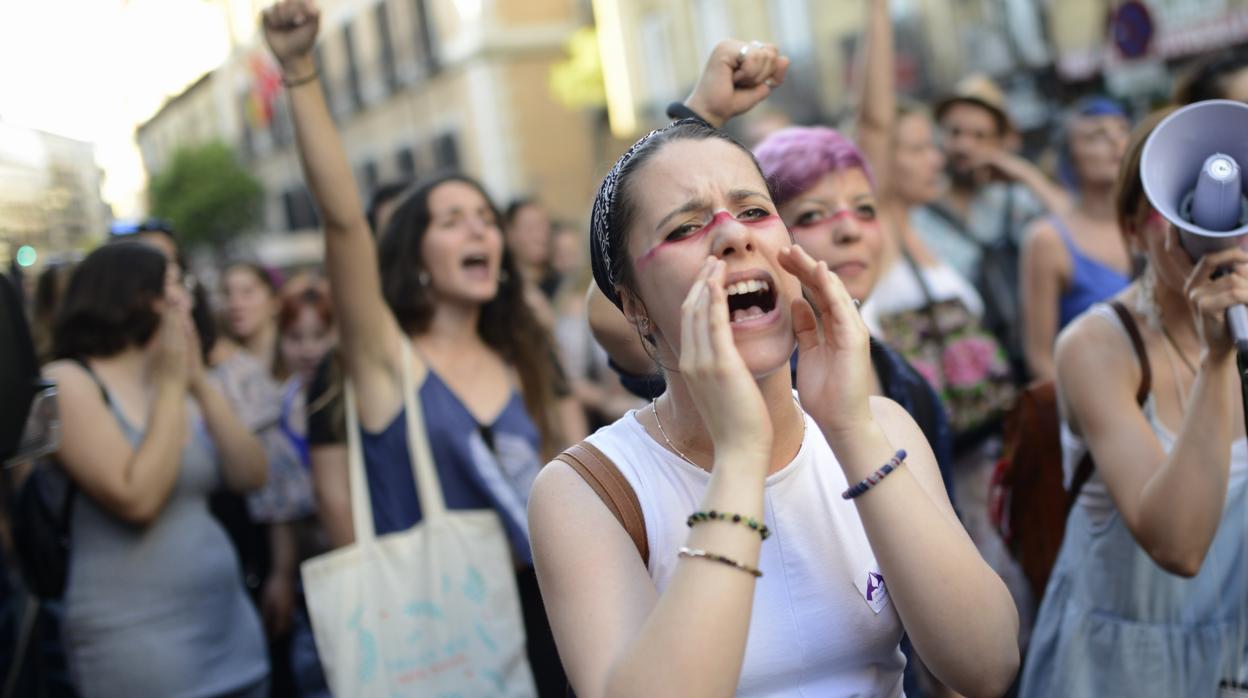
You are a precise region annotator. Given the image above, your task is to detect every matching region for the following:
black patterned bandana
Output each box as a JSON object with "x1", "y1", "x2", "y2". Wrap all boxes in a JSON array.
[{"x1": 590, "y1": 119, "x2": 702, "y2": 309}]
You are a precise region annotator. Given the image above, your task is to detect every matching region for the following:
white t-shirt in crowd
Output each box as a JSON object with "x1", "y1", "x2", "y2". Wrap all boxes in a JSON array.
[{"x1": 861, "y1": 259, "x2": 985, "y2": 337}]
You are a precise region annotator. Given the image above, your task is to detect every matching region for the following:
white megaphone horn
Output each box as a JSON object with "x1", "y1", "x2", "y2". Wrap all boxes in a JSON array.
[{"x1": 1141, "y1": 99, "x2": 1248, "y2": 352}]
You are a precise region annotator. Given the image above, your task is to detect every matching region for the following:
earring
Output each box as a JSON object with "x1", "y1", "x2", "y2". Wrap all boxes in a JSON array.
[
  {"x1": 418, "y1": 270, "x2": 431, "y2": 288},
  {"x1": 498, "y1": 268, "x2": 510, "y2": 284},
  {"x1": 637, "y1": 317, "x2": 657, "y2": 345},
  {"x1": 1135, "y1": 263, "x2": 1161, "y2": 330}
]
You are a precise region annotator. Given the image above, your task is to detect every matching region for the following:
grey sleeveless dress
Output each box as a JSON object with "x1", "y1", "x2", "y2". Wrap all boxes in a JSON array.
[{"x1": 61, "y1": 397, "x2": 268, "y2": 698}]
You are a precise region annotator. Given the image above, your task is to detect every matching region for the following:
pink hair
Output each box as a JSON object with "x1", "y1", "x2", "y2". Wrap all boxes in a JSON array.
[{"x1": 753, "y1": 126, "x2": 875, "y2": 206}]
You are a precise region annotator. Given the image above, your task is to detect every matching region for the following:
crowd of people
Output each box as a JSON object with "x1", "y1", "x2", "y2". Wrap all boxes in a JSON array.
[{"x1": 3, "y1": 0, "x2": 1248, "y2": 695}]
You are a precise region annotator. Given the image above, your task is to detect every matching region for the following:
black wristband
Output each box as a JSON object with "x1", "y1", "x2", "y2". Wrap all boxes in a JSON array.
[{"x1": 665, "y1": 101, "x2": 711, "y2": 126}]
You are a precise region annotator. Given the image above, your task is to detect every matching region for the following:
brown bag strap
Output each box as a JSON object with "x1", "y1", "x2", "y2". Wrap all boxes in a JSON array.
[
  {"x1": 1068, "y1": 301, "x2": 1154, "y2": 512},
  {"x1": 554, "y1": 441, "x2": 649, "y2": 565},
  {"x1": 1108, "y1": 300, "x2": 1153, "y2": 404}
]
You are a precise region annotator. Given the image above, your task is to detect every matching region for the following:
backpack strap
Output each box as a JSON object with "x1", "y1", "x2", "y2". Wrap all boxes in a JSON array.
[
  {"x1": 72, "y1": 358, "x2": 111, "y2": 406},
  {"x1": 554, "y1": 441, "x2": 649, "y2": 566},
  {"x1": 1067, "y1": 300, "x2": 1154, "y2": 511},
  {"x1": 923, "y1": 202, "x2": 982, "y2": 249}
]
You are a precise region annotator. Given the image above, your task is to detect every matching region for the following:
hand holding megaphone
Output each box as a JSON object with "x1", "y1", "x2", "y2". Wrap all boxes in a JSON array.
[
  {"x1": 1183, "y1": 247, "x2": 1248, "y2": 362},
  {"x1": 1141, "y1": 100, "x2": 1248, "y2": 352}
]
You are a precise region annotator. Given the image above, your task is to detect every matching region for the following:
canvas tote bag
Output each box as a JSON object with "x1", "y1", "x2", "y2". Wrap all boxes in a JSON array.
[{"x1": 300, "y1": 337, "x2": 536, "y2": 696}]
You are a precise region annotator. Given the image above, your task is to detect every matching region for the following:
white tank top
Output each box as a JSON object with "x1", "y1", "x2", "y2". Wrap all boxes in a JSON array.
[{"x1": 585, "y1": 404, "x2": 906, "y2": 697}]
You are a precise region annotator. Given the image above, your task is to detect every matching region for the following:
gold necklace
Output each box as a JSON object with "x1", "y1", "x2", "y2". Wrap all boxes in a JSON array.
[
  {"x1": 651, "y1": 399, "x2": 700, "y2": 468},
  {"x1": 650, "y1": 396, "x2": 806, "y2": 469}
]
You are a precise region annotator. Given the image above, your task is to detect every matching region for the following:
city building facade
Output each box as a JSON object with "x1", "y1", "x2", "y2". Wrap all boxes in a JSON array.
[
  {"x1": 135, "y1": 0, "x2": 1248, "y2": 267},
  {"x1": 139, "y1": 0, "x2": 608, "y2": 266},
  {"x1": 0, "y1": 122, "x2": 108, "y2": 269}
]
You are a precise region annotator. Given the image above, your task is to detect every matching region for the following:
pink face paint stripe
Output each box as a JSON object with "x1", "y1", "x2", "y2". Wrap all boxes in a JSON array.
[{"x1": 633, "y1": 210, "x2": 778, "y2": 271}]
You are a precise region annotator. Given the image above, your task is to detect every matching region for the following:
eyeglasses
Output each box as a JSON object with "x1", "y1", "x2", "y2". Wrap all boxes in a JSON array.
[{"x1": 4, "y1": 380, "x2": 60, "y2": 468}]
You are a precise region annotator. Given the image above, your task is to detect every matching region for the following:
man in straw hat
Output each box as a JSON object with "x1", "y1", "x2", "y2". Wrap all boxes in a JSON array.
[
  {"x1": 912, "y1": 73, "x2": 1063, "y2": 373},
  {"x1": 914, "y1": 73, "x2": 1053, "y2": 279}
]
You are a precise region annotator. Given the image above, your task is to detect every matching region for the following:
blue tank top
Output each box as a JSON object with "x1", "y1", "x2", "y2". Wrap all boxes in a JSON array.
[
  {"x1": 1053, "y1": 216, "x2": 1130, "y2": 329},
  {"x1": 358, "y1": 368, "x2": 542, "y2": 564},
  {"x1": 279, "y1": 379, "x2": 310, "y2": 468}
]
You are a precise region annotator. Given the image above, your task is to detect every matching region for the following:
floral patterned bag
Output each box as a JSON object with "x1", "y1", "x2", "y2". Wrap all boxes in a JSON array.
[{"x1": 877, "y1": 254, "x2": 1017, "y2": 438}]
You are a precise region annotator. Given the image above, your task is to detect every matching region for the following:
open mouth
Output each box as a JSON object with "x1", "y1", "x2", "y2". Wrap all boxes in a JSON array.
[
  {"x1": 461, "y1": 253, "x2": 490, "y2": 271},
  {"x1": 726, "y1": 274, "x2": 777, "y2": 324}
]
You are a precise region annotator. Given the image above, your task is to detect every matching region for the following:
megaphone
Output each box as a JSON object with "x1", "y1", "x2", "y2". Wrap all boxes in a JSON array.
[{"x1": 1141, "y1": 99, "x2": 1248, "y2": 352}]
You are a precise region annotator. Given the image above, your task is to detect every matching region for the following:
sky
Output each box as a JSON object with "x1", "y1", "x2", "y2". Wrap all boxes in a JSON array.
[{"x1": 0, "y1": 0, "x2": 234, "y2": 217}]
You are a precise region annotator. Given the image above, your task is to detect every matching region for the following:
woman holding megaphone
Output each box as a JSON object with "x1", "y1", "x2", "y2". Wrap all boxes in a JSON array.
[{"x1": 1020, "y1": 109, "x2": 1248, "y2": 696}]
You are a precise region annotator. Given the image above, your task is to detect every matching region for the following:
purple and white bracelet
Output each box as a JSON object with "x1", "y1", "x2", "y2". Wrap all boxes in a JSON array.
[{"x1": 842, "y1": 449, "x2": 907, "y2": 500}]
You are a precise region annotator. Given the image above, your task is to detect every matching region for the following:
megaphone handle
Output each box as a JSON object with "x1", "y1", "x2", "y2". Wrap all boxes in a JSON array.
[
  {"x1": 1239, "y1": 351, "x2": 1248, "y2": 451},
  {"x1": 1229, "y1": 305, "x2": 1248, "y2": 354}
]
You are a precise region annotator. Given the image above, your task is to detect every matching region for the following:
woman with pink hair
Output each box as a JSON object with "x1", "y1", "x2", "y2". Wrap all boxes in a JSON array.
[{"x1": 849, "y1": 0, "x2": 1034, "y2": 647}]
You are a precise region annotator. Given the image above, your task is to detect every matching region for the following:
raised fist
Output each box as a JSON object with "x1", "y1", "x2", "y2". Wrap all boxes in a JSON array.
[
  {"x1": 261, "y1": 0, "x2": 321, "y2": 68},
  {"x1": 684, "y1": 39, "x2": 790, "y2": 129}
]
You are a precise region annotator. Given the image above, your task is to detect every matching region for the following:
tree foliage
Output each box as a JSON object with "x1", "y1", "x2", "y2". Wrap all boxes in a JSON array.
[{"x1": 148, "y1": 142, "x2": 263, "y2": 250}]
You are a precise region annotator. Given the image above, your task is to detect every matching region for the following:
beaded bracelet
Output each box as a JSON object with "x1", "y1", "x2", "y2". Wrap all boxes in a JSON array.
[
  {"x1": 678, "y1": 546, "x2": 763, "y2": 578},
  {"x1": 841, "y1": 449, "x2": 907, "y2": 500},
  {"x1": 686, "y1": 510, "x2": 770, "y2": 540},
  {"x1": 282, "y1": 70, "x2": 320, "y2": 88}
]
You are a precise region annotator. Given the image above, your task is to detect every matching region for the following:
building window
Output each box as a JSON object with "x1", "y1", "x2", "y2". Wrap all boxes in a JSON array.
[
  {"x1": 343, "y1": 23, "x2": 364, "y2": 110},
  {"x1": 396, "y1": 146, "x2": 417, "y2": 177},
  {"x1": 433, "y1": 132, "x2": 459, "y2": 170},
  {"x1": 284, "y1": 186, "x2": 320, "y2": 231},
  {"x1": 376, "y1": 2, "x2": 399, "y2": 92},
  {"x1": 412, "y1": 0, "x2": 439, "y2": 76}
]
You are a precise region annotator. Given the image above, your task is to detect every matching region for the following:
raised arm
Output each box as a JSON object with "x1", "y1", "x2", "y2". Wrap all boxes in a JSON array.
[
  {"x1": 854, "y1": 0, "x2": 896, "y2": 191},
  {"x1": 979, "y1": 148, "x2": 1071, "y2": 217},
  {"x1": 261, "y1": 0, "x2": 404, "y2": 424},
  {"x1": 193, "y1": 375, "x2": 268, "y2": 492},
  {"x1": 310, "y1": 443, "x2": 354, "y2": 547},
  {"x1": 1058, "y1": 248, "x2": 1248, "y2": 577},
  {"x1": 46, "y1": 311, "x2": 190, "y2": 526},
  {"x1": 1019, "y1": 219, "x2": 1066, "y2": 381}
]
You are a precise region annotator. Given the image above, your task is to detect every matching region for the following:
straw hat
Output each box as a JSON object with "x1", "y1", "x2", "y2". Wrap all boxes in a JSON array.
[{"x1": 934, "y1": 73, "x2": 1014, "y2": 135}]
